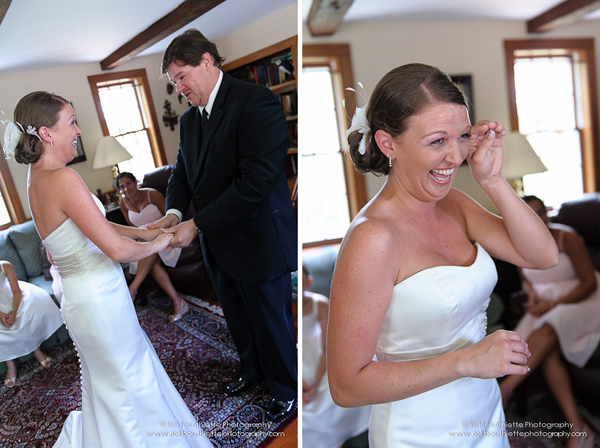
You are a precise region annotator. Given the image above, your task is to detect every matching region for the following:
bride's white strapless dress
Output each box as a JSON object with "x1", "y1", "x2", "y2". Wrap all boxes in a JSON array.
[
  {"x1": 370, "y1": 243, "x2": 509, "y2": 448},
  {"x1": 43, "y1": 195, "x2": 213, "y2": 448}
]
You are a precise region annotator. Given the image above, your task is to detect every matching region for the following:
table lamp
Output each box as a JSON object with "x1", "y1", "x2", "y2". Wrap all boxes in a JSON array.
[
  {"x1": 93, "y1": 136, "x2": 133, "y2": 190},
  {"x1": 501, "y1": 132, "x2": 547, "y2": 195}
]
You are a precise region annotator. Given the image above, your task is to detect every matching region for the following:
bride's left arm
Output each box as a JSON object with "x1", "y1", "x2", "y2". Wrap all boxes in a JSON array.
[
  {"x1": 109, "y1": 223, "x2": 161, "y2": 242},
  {"x1": 459, "y1": 120, "x2": 558, "y2": 269}
]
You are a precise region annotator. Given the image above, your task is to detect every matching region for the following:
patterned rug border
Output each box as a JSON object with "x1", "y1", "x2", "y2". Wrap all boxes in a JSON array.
[{"x1": 0, "y1": 290, "x2": 297, "y2": 447}]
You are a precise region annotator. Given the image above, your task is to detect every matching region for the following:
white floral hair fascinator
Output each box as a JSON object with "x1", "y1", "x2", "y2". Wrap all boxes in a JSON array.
[
  {"x1": 345, "y1": 82, "x2": 370, "y2": 155},
  {"x1": 1, "y1": 111, "x2": 42, "y2": 159}
]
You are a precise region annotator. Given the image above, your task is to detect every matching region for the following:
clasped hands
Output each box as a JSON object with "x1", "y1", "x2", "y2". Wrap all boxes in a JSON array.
[
  {"x1": 146, "y1": 214, "x2": 198, "y2": 249},
  {"x1": 0, "y1": 310, "x2": 15, "y2": 327},
  {"x1": 524, "y1": 290, "x2": 555, "y2": 318}
]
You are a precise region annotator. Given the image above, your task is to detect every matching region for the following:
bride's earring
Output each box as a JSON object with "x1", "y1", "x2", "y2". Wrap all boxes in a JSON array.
[
  {"x1": 50, "y1": 140, "x2": 53, "y2": 147},
  {"x1": 388, "y1": 154, "x2": 392, "y2": 168}
]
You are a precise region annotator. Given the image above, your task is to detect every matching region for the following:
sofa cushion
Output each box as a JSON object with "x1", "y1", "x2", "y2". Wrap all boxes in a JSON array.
[
  {"x1": 8, "y1": 220, "x2": 43, "y2": 279},
  {"x1": 28, "y1": 274, "x2": 55, "y2": 299},
  {"x1": 302, "y1": 245, "x2": 340, "y2": 299},
  {"x1": 0, "y1": 230, "x2": 28, "y2": 281}
]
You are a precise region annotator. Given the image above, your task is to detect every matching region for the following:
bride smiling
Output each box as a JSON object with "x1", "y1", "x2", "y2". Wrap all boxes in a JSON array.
[
  {"x1": 5, "y1": 91, "x2": 213, "y2": 447},
  {"x1": 327, "y1": 63, "x2": 559, "y2": 447}
]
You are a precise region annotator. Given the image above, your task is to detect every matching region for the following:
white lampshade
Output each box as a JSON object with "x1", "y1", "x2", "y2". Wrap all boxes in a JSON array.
[
  {"x1": 501, "y1": 132, "x2": 547, "y2": 180},
  {"x1": 92, "y1": 136, "x2": 133, "y2": 169}
]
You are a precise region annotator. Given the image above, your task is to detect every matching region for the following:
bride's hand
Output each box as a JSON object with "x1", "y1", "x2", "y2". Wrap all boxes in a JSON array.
[
  {"x1": 467, "y1": 120, "x2": 507, "y2": 187},
  {"x1": 140, "y1": 228, "x2": 162, "y2": 242},
  {"x1": 153, "y1": 233, "x2": 174, "y2": 252},
  {"x1": 460, "y1": 330, "x2": 530, "y2": 379}
]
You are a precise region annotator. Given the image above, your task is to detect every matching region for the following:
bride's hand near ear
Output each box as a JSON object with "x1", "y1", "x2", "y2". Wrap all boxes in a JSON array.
[{"x1": 467, "y1": 120, "x2": 506, "y2": 187}]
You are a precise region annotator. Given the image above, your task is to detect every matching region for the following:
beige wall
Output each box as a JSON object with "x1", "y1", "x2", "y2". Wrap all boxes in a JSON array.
[
  {"x1": 0, "y1": 3, "x2": 297, "y2": 219},
  {"x1": 303, "y1": 18, "x2": 600, "y2": 211}
]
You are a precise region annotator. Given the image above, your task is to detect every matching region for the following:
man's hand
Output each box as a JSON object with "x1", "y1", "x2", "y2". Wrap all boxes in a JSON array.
[
  {"x1": 148, "y1": 213, "x2": 180, "y2": 230},
  {"x1": 163, "y1": 219, "x2": 199, "y2": 248}
]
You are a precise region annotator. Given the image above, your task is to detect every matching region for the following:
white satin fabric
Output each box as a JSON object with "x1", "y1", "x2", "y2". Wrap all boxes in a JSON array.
[
  {"x1": 44, "y1": 194, "x2": 212, "y2": 448},
  {"x1": 0, "y1": 265, "x2": 63, "y2": 361},
  {"x1": 370, "y1": 243, "x2": 509, "y2": 448}
]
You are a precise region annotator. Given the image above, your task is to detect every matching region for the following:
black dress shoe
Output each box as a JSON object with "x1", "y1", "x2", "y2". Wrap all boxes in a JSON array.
[
  {"x1": 226, "y1": 377, "x2": 252, "y2": 396},
  {"x1": 266, "y1": 398, "x2": 296, "y2": 422}
]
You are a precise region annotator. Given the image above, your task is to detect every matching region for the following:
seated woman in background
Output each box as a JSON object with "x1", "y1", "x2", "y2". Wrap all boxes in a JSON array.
[
  {"x1": 500, "y1": 195, "x2": 600, "y2": 448},
  {"x1": 0, "y1": 260, "x2": 63, "y2": 387},
  {"x1": 302, "y1": 265, "x2": 371, "y2": 448},
  {"x1": 117, "y1": 172, "x2": 187, "y2": 322}
]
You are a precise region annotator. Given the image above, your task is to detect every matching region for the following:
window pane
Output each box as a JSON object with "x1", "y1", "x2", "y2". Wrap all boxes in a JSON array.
[
  {"x1": 96, "y1": 78, "x2": 157, "y2": 183},
  {"x1": 98, "y1": 83, "x2": 145, "y2": 135},
  {"x1": 513, "y1": 56, "x2": 584, "y2": 210},
  {"x1": 302, "y1": 152, "x2": 350, "y2": 243},
  {"x1": 301, "y1": 67, "x2": 350, "y2": 243},
  {"x1": 514, "y1": 57, "x2": 576, "y2": 134},
  {"x1": 303, "y1": 68, "x2": 343, "y2": 155},
  {"x1": 117, "y1": 132, "x2": 154, "y2": 182}
]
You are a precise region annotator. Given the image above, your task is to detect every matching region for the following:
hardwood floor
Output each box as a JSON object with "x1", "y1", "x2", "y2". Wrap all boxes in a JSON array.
[{"x1": 268, "y1": 417, "x2": 298, "y2": 448}]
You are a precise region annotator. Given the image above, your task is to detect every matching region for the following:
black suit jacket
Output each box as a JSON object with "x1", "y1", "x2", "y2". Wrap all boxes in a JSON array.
[{"x1": 166, "y1": 72, "x2": 297, "y2": 284}]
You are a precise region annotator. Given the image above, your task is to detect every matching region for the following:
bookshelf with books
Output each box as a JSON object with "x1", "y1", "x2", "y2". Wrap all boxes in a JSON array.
[{"x1": 222, "y1": 36, "x2": 298, "y2": 202}]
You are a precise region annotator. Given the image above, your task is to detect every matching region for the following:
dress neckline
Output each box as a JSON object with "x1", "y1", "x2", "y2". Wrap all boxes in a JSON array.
[
  {"x1": 129, "y1": 203, "x2": 159, "y2": 217},
  {"x1": 394, "y1": 242, "x2": 484, "y2": 288}
]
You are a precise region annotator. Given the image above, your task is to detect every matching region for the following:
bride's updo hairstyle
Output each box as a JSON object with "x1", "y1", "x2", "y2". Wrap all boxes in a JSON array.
[
  {"x1": 13, "y1": 91, "x2": 71, "y2": 165},
  {"x1": 348, "y1": 63, "x2": 468, "y2": 176}
]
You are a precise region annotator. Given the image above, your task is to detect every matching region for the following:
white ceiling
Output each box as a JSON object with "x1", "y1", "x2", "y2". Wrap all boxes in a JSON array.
[
  {"x1": 302, "y1": 0, "x2": 600, "y2": 23},
  {"x1": 0, "y1": 0, "x2": 296, "y2": 75},
  {"x1": 2, "y1": 0, "x2": 599, "y2": 77}
]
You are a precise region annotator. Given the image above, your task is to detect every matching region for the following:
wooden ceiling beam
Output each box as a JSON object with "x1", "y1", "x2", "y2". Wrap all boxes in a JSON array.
[
  {"x1": 527, "y1": 0, "x2": 600, "y2": 33},
  {"x1": 307, "y1": 0, "x2": 354, "y2": 36},
  {"x1": 0, "y1": 0, "x2": 12, "y2": 26},
  {"x1": 100, "y1": 0, "x2": 225, "y2": 71}
]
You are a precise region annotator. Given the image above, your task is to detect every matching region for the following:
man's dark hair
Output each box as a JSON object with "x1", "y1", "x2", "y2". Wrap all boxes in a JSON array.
[{"x1": 161, "y1": 29, "x2": 226, "y2": 74}]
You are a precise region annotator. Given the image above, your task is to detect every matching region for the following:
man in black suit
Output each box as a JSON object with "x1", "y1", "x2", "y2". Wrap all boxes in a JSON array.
[{"x1": 154, "y1": 29, "x2": 297, "y2": 421}]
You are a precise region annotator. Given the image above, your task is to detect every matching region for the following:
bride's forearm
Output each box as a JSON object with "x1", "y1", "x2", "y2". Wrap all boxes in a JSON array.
[
  {"x1": 329, "y1": 350, "x2": 464, "y2": 408},
  {"x1": 483, "y1": 178, "x2": 558, "y2": 269},
  {"x1": 110, "y1": 222, "x2": 146, "y2": 240}
]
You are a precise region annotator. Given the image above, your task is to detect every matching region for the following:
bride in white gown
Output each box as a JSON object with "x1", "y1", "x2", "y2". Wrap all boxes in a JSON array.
[
  {"x1": 329, "y1": 64, "x2": 560, "y2": 447},
  {"x1": 6, "y1": 91, "x2": 213, "y2": 448}
]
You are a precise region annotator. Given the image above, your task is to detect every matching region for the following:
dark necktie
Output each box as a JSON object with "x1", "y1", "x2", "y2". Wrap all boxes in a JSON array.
[
  {"x1": 199, "y1": 108, "x2": 208, "y2": 150},
  {"x1": 201, "y1": 108, "x2": 208, "y2": 127}
]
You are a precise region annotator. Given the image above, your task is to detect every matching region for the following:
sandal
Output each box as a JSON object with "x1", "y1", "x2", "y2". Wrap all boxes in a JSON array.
[
  {"x1": 169, "y1": 299, "x2": 189, "y2": 323},
  {"x1": 4, "y1": 376, "x2": 16, "y2": 388},
  {"x1": 39, "y1": 356, "x2": 52, "y2": 368}
]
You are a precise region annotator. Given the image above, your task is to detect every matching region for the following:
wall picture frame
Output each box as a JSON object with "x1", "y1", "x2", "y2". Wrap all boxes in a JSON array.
[{"x1": 67, "y1": 136, "x2": 87, "y2": 165}]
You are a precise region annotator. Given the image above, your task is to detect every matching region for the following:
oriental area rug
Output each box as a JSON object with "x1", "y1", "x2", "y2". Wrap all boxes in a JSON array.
[{"x1": 0, "y1": 290, "x2": 296, "y2": 447}]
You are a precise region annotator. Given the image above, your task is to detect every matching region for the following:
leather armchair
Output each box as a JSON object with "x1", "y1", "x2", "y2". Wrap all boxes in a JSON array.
[{"x1": 134, "y1": 164, "x2": 213, "y2": 302}]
